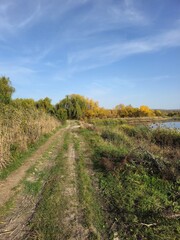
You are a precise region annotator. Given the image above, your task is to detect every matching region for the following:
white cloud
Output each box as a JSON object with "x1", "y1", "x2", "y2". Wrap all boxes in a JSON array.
[{"x1": 68, "y1": 27, "x2": 180, "y2": 72}]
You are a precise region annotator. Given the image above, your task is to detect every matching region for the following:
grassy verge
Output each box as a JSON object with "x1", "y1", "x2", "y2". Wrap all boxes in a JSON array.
[
  {"x1": 22, "y1": 133, "x2": 66, "y2": 197},
  {"x1": 26, "y1": 132, "x2": 70, "y2": 240},
  {"x1": 73, "y1": 136, "x2": 106, "y2": 239},
  {"x1": 80, "y1": 125, "x2": 180, "y2": 240},
  {"x1": 0, "y1": 126, "x2": 62, "y2": 180}
]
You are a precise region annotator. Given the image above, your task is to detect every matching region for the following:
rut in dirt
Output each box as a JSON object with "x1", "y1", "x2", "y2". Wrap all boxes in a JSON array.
[
  {"x1": 55, "y1": 143, "x2": 89, "y2": 240},
  {"x1": 0, "y1": 122, "x2": 99, "y2": 240},
  {"x1": 25, "y1": 131, "x2": 89, "y2": 240}
]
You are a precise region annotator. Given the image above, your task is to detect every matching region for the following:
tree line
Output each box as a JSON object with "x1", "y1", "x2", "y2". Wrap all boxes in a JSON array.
[{"x1": 0, "y1": 76, "x2": 163, "y2": 121}]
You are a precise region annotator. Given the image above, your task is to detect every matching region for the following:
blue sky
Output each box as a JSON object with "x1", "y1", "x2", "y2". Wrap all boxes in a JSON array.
[{"x1": 0, "y1": 0, "x2": 180, "y2": 109}]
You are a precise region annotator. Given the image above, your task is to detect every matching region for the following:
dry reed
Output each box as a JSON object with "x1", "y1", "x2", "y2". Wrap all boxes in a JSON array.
[{"x1": 0, "y1": 104, "x2": 60, "y2": 169}]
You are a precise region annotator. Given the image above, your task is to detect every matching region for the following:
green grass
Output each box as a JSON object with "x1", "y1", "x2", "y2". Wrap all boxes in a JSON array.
[
  {"x1": 23, "y1": 167, "x2": 48, "y2": 196},
  {"x1": 0, "y1": 197, "x2": 14, "y2": 219},
  {"x1": 22, "y1": 136, "x2": 63, "y2": 196},
  {"x1": 26, "y1": 132, "x2": 71, "y2": 240},
  {"x1": 73, "y1": 136, "x2": 106, "y2": 239},
  {"x1": 89, "y1": 118, "x2": 127, "y2": 126},
  {"x1": 80, "y1": 125, "x2": 180, "y2": 240},
  {"x1": 27, "y1": 128, "x2": 108, "y2": 240}
]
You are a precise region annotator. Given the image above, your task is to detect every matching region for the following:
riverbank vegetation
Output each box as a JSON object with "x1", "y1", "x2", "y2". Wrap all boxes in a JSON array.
[
  {"x1": 0, "y1": 76, "x2": 179, "y2": 239},
  {"x1": 80, "y1": 119, "x2": 180, "y2": 239},
  {"x1": 0, "y1": 76, "x2": 178, "y2": 171},
  {"x1": 56, "y1": 94, "x2": 164, "y2": 119}
]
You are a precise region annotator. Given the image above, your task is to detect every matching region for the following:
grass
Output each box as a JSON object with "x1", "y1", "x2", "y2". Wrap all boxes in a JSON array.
[
  {"x1": 1, "y1": 119, "x2": 178, "y2": 239},
  {"x1": 89, "y1": 118, "x2": 127, "y2": 126},
  {"x1": 23, "y1": 167, "x2": 48, "y2": 196},
  {"x1": 73, "y1": 136, "x2": 106, "y2": 239},
  {"x1": 26, "y1": 132, "x2": 71, "y2": 240},
  {"x1": 152, "y1": 128, "x2": 180, "y2": 147},
  {"x1": 0, "y1": 126, "x2": 61, "y2": 180},
  {"x1": 0, "y1": 127, "x2": 66, "y2": 223},
  {"x1": 0, "y1": 197, "x2": 14, "y2": 219},
  {"x1": 22, "y1": 135, "x2": 64, "y2": 196},
  {"x1": 80, "y1": 121, "x2": 180, "y2": 240},
  {"x1": 27, "y1": 126, "x2": 107, "y2": 240},
  {"x1": 0, "y1": 104, "x2": 60, "y2": 169}
]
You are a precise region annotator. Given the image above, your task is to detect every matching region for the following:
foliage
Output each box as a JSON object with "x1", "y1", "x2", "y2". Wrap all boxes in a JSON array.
[
  {"x1": 140, "y1": 105, "x2": 155, "y2": 117},
  {"x1": 120, "y1": 124, "x2": 152, "y2": 140},
  {"x1": 80, "y1": 120, "x2": 180, "y2": 239},
  {"x1": 56, "y1": 108, "x2": 67, "y2": 122},
  {"x1": 12, "y1": 98, "x2": 36, "y2": 109},
  {"x1": 115, "y1": 104, "x2": 158, "y2": 117},
  {"x1": 152, "y1": 128, "x2": 180, "y2": 147},
  {"x1": 36, "y1": 97, "x2": 55, "y2": 114},
  {"x1": 0, "y1": 76, "x2": 15, "y2": 104},
  {"x1": 57, "y1": 94, "x2": 87, "y2": 119},
  {"x1": 57, "y1": 94, "x2": 105, "y2": 120},
  {"x1": 89, "y1": 118, "x2": 126, "y2": 126}
]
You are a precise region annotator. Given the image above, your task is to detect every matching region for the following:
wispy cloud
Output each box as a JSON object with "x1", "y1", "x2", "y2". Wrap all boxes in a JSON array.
[
  {"x1": 61, "y1": 0, "x2": 148, "y2": 40},
  {"x1": 0, "y1": 0, "x2": 42, "y2": 37},
  {"x1": 68, "y1": 26, "x2": 180, "y2": 72}
]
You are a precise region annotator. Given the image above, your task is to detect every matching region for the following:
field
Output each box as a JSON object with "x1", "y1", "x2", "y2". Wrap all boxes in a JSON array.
[
  {"x1": 81, "y1": 119, "x2": 180, "y2": 239},
  {"x1": 0, "y1": 117, "x2": 179, "y2": 239}
]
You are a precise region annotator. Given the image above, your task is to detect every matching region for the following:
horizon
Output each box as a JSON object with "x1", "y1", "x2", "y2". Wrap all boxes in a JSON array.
[{"x1": 0, "y1": 0, "x2": 180, "y2": 109}]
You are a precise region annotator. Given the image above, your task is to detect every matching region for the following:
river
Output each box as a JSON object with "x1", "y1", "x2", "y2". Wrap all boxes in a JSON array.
[{"x1": 150, "y1": 121, "x2": 180, "y2": 130}]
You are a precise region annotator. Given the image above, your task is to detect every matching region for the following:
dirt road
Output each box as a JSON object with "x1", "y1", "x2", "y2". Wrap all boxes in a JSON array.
[
  {"x1": 0, "y1": 123, "x2": 71, "y2": 239},
  {"x1": 0, "y1": 121, "x2": 103, "y2": 240}
]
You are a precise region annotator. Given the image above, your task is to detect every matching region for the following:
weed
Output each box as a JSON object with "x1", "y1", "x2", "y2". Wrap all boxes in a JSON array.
[{"x1": 81, "y1": 122, "x2": 180, "y2": 240}]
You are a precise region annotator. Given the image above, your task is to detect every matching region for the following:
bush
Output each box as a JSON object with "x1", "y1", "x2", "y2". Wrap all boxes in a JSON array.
[
  {"x1": 101, "y1": 129, "x2": 132, "y2": 147},
  {"x1": 152, "y1": 128, "x2": 180, "y2": 147},
  {"x1": 120, "y1": 124, "x2": 151, "y2": 140}
]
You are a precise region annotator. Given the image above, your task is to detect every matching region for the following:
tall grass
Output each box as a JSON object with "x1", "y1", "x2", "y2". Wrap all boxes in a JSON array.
[
  {"x1": 80, "y1": 119, "x2": 180, "y2": 239},
  {"x1": 152, "y1": 128, "x2": 180, "y2": 147},
  {"x1": 0, "y1": 104, "x2": 60, "y2": 169}
]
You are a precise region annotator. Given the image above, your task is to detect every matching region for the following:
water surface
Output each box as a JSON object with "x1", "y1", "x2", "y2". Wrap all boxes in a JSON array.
[{"x1": 150, "y1": 121, "x2": 180, "y2": 130}]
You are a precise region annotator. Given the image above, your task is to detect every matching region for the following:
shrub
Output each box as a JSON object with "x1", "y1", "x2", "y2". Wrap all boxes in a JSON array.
[{"x1": 152, "y1": 128, "x2": 180, "y2": 147}]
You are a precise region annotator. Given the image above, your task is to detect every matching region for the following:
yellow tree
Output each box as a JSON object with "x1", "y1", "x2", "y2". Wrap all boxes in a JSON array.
[
  {"x1": 85, "y1": 98, "x2": 100, "y2": 118},
  {"x1": 139, "y1": 105, "x2": 155, "y2": 117}
]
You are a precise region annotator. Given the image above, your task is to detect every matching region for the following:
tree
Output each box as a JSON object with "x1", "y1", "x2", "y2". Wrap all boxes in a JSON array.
[
  {"x1": 139, "y1": 105, "x2": 155, "y2": 117},
  {"x1": 85, "y1": 99, "x2": 100, "y2": 118},
  {"x1": 0, "y1": 76, "x2": 15, "y2": 104},
  {"x1": 56, "y1": 108, "x2": 67, "y2": 123},
  {"x1": 57, "y1": 94, "x2": 87, "y2": 119},
  {"x1": 12, "y1": 98, "x2": 36, "y2": 109},
  {"x1": 36, "y1": 97, "x2": 55, "y2": 114},
  {"x1": 154, "y1": 110, "x2": 162, "y2": 117}
]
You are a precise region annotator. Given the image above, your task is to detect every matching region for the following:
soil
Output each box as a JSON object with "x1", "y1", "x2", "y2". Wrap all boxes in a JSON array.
[
  {"x1": 0, "y1": 121, "x2": 91, "y2": 240},
  {"x1": 0, "y1": 127, "x2": 66, "y2": 207},
  {"x1": 60, "y1": 141, "x2": 89, "y2": 239},
  {"x1": 0, "y1": 125, "x2": 68, "y2": 239}
]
